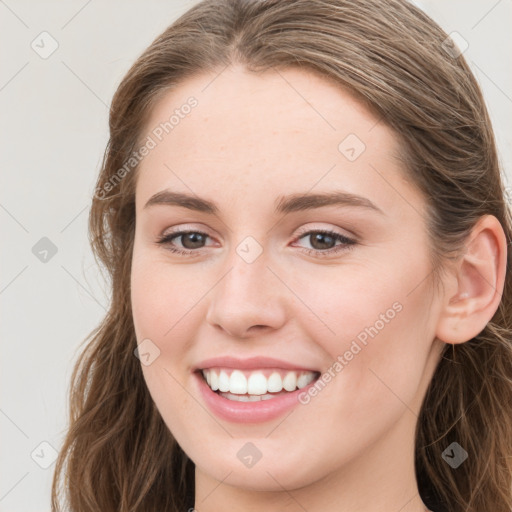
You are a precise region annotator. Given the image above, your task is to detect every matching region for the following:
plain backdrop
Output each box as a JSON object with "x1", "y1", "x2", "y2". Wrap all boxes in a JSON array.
[{"x1": 1, "y1": 1, "x2": 511, "y2": 510}]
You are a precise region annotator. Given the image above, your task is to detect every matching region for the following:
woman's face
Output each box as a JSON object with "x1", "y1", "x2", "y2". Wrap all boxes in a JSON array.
[{"x1": 131, "y1": 66, "x2": 445, "y2": 494}]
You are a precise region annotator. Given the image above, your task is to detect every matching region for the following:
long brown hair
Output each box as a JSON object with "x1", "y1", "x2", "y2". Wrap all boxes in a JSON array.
[{"x1": 51, "y1": 0, "x2": 512, "y2": 510}]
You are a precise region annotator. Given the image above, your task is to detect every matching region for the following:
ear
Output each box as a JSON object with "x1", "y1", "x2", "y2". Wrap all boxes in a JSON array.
[{"x1": 435, "y1": 215, "x2": 508, "y2": 344}]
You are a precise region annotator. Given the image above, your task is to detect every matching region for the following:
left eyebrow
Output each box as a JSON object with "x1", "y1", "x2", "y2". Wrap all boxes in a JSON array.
[
  {"x1": 143, "y1": 189, "x2": 384, "y2": 215},
  {"x1": 274, "y1": 191, "x2": 384, "y2": 215}
]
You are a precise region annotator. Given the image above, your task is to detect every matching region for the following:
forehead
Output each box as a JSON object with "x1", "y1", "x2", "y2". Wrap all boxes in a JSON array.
[
  {"x1": 134, "y1": 65, "x2": 414, "y2": 217},
  {"x1": 141, "y1": 64, "x2": 391, "y2": 148}
]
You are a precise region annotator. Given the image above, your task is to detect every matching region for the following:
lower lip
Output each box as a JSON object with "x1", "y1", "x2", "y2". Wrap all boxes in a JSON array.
[{"x1": 194, "y1": 371, "x2": 318, "y2": 423}]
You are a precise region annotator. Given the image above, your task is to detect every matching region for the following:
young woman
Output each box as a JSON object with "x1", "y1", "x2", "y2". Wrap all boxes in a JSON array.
[{"x1": 51, "y1": 1, "x2": 512, "y2": 511}]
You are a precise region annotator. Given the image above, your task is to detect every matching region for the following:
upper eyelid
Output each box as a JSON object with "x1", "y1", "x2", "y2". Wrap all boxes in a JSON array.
[
  {"x1": 294, "y1": 224, "x2": 356, "y2": 240},
  {"x1": 160, "y1": 226, "x2": 357, "y2": 246},
  {"x1": 160, "y1": 222, "x2": 357, "y2": 238}
]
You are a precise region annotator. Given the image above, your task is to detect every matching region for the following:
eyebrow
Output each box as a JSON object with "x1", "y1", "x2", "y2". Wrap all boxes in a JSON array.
[{"x1": 143, "y1": 189, "x2": 383, "y2": 215}]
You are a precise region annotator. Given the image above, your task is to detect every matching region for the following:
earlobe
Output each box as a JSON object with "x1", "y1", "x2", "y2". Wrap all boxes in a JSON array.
[{"x1": 435, "y1": 215, "x2": 507, "y2": 345}]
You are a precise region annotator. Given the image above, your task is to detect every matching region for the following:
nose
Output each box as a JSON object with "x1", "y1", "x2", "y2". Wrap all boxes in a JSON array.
[{"x1": 205, "y1": 249, "x2": 287, "y2": 339}]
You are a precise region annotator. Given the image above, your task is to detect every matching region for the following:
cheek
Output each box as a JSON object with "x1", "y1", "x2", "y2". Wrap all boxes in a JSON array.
[
  {"x1": 130, "y1": 251, "x2": 207, "y2": 344},
  {"x1": 295, "y1": 255, "x2": 434, "y2": 411},
  {"x1": 131, "y1": 254, "x2": 208, "y2": 438}
]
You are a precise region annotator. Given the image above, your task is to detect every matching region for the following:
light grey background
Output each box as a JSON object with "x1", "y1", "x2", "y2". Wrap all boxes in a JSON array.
[{"x1": 1, "y1": 1, "x2": 511, "y2": 510}]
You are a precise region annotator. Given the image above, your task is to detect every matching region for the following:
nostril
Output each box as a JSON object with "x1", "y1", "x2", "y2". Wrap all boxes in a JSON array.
[{"x1": 248, "y1": 325, "x2": 268, "y2": 333}]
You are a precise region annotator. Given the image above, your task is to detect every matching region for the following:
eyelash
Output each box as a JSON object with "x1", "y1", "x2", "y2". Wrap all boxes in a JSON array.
[{"x1": 155, "y1": 228, "x2": 357, "y2": 258}]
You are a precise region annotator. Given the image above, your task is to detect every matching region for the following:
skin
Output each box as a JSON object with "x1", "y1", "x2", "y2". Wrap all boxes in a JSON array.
[{"x1": 130, "y1": 65, "x2": 506, "y2": 512}]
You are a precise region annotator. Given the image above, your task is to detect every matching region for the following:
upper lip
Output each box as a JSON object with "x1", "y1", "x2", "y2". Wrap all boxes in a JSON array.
[{"x1": 193, "y1": 356, "x2": 320, "y2": 373}]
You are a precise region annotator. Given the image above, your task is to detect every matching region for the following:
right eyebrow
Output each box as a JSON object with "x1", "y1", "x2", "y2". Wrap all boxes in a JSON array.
[{"x1": 144, "y1": 190, "x2": 218, "y2": 214}]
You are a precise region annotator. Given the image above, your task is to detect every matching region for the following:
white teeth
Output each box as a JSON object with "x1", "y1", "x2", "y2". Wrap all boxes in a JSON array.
[
  {"x1": 297, "y1": 372, "x2": 316, "y2": 389},
  {"x1": 229, "y1": 370, "x2": 247, "y2": 394},
  {"x1": 210, "y1": 370, "x2": 219, "y2": 391},
  {"x1": 247, "y1": 372, "x2": 267, "y2": 395},
  {"x1": 218, "y1": 390, "x2": 288, "y2": 401},
  {"x1": 267, "y1": 372, "x2": 283, "y2": 392},
  {"x1": 201, "y1": 368, "x2": 318, "y2": 396},
  {"x1": 218, "y1": 370, "x2": 230, "y2": 392},
  {"x1": 282, "y1": 372, "x2": 297, "y2": 391}
]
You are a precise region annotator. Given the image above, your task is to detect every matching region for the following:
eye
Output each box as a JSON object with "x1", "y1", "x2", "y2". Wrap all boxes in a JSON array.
[
  {"x1": 155, "y1": 230, "x2": 213, "y2": 256},
  {"x1": 292, "y1": 229, "x2": 356, "y2": 258},
  {"x1": 155, "y1": 227, "x2": 357, "y2": 258}
]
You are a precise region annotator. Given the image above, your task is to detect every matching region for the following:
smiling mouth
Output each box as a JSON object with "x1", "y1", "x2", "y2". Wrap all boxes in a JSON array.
[{"x1": 197, "y1": 367, "x2": 321, "y2": 401}]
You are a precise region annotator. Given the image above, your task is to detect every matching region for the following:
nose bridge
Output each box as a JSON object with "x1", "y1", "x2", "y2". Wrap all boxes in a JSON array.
[
  {"x1": 225, "y1": 243, "x2": 270, "y2": 297},
  {"x1": 205, "y1": 237, "x2": 287, "y2": 337},
  {"x1": 218, "y1": 241, "x2": 276, "y2": 307}
]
